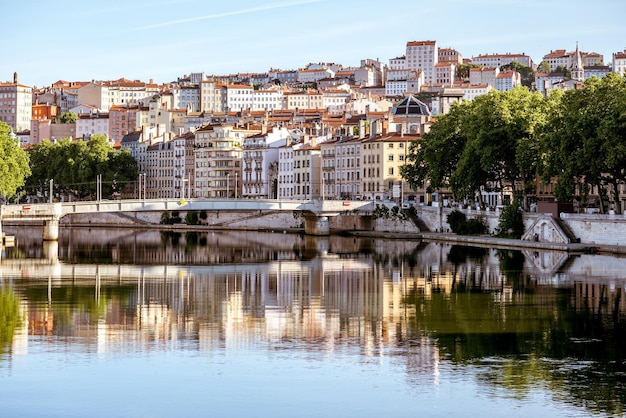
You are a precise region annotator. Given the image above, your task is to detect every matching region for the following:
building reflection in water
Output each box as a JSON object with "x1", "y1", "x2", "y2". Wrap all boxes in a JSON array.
[{"x1": 1, "y1": 227, "x2": 626, "y2": 415}]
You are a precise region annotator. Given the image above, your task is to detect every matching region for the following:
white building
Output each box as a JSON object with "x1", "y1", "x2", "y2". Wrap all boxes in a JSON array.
[
  {"x1": 613, "y1": 49, "x2": 626, "y2": 76},
  {"x1": 76, "y1": 111, "x2": 109, "y2": 141},
  {"x1": 224, "y1": 84, "x2": 254, "y2": 112},
  {"x1": 241, "y1": 126, "x2": 290, "y2": 198},
  {"x1": 252, "y1": 88, "x2": 284, "y2": 111},
  {"x1": 297, "y1": 68, "x2": 335, "y2": 84},
  {"x1": 0, "y1": 73, "x2": 32, "y2": 132},
  {"x1": 169, "y1": 85, "x2": 200, "y2": 112},
  {"x1": 471, "y1": 53, "x2": 533, "y2": 69},
  {"x1": 405, "y1": 40, "x2": 438, "y2": 85},
  {"x1": 278, "y1": 146, "x2": 294, "y2": 199}
]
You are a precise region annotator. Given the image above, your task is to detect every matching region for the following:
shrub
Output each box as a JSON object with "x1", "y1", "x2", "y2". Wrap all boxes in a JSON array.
[
  {"x1": 447, "y1": 209, "x2": 487, "y2": 235},
  {"x1": 495, "y1": 201, "x2": 524, "y2": 238},
  {"x1": 447, "y1": 209, "x2": 467, "y2": 233}
]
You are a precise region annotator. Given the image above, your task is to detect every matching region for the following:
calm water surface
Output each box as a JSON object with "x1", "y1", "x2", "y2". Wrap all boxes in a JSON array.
[{"x1": 0, "y1": 227, "x2": 624, "y2": 417}]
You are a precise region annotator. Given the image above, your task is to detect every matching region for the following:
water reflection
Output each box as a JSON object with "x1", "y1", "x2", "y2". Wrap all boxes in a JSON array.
[{"x1": 1, "y1": 227, "x2": 625, "y2": 416}]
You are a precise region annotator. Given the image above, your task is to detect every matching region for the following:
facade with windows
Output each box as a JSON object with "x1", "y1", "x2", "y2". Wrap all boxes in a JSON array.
[
  {"x1": 0, "y1": 73, "x2": 32, "y2": 132},
  {"x1": 193, "y1": 124, "x2": 259, "y2": 198},
  {"x1": 405, "y1": 40, "x2": 438, "y2": 85}
]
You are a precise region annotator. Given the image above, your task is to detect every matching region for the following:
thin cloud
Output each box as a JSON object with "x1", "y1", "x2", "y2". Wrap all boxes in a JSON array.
[{"x1": 128, "y1": 0, "x2": 322, "y2": 32}]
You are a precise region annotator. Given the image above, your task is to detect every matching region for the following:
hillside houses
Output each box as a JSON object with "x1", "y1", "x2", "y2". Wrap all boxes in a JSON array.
[{"x1": 3, "y1": 39, "x2": 623, "y2": 207}]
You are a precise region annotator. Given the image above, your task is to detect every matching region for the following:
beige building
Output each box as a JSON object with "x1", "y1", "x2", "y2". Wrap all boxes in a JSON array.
[
  {"x1": 361, "y1": 132, "x2": 420, "y2": 202},
  {"x1": 0, "y1": 72, "x2": 32, "y2": 132},
  {"x1": 193, "y1": 124, "x2": 260, "y2": 198},
  {"x1": 292, "y1": 144, "x2": 321, "y2": 200}
]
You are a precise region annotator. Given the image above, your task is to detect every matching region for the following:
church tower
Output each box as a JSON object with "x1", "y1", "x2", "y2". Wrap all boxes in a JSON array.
[{"x1": 572, "y1": 42, "x2": 585, "y2": 82}]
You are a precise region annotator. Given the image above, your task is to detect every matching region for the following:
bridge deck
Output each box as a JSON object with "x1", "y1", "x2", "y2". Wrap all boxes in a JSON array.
[{"x1": 1, "y1": 199, "x2": 374, "y2": 221}]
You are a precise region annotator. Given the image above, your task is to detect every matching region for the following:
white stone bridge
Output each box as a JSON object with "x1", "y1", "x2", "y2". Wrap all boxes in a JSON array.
[{"x1": 1, "y1": 198, "x2": 375, "y2": 240}]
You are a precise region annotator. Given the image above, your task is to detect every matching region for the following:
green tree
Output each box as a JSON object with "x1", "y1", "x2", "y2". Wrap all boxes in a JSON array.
[
  {"x1": 24, "y1": 136, "x2": 137, "y2": 200},
  {"x1": 495, "y1": 200, "x2": 524, "y2": 238},
  {"x1": 401, "y1": 100, "x2": 472, "y2": 195},
  {"x1": 456, "y1": 63, "x2": 482, "y2": 79},
  {"x1": 59, "y1": 111, "x2": 77, "y2": 124},
  {"x1": 537, "y1": 60, "x2": 552, "y2": 74},
  {"x1": 405, "y1": 87, "x2": 548, "y2": 208},
  {"x1": 0, "y1": 122, "x2": 31, "y2": 200},
  {"x1": 540, "y1": 73, "x2": 626, "y2": 213},
  {"x1": 500, "y1": 61, "x2": 535, "y2": 88}
]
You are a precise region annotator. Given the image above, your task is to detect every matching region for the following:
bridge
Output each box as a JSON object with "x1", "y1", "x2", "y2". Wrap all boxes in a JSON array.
[{"x1": 0, "y1": 198, "x2": 375, "y2": 240}]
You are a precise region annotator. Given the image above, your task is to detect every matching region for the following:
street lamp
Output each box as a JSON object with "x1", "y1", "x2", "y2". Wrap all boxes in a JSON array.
[{"x1": 227, "y1": 173, "x2": 230, "y2": 198}]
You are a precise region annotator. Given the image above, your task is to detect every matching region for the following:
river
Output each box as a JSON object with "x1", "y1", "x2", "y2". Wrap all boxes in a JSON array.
[{"x1": 0, "y1": 226, "x2": 624, "y2": 417}]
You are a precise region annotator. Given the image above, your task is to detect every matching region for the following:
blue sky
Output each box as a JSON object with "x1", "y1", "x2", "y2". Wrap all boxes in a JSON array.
[{"x1": 3, "y1": 0, "x2": 625, "y2": 88}]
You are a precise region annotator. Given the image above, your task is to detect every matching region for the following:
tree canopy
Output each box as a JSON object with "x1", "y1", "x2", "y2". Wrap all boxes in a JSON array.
[
  {"x1": 24, "y1": 134, "x2": 137, "y2": 200},
  {"x1": 59, "y1": 111, "x2": 77, "y2": 124},
  {"x1": 402, "y1": 86, "x2": 549, "y2": 208},
  {"x1": 539, "y1": 73, "x2": 626, "y2": 213},
  {"x1": 0, "y1": 122, "x2": 31, "y2": 200}
]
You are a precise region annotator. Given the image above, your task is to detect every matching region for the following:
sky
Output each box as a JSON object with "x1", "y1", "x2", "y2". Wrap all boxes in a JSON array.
[{"x1": 3, "y1": 0, "x2": 625, "y2": 88}]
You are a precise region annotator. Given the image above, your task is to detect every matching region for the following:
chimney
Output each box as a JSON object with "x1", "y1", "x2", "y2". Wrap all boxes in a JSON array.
[{"x1": 13, "y1": 72, "x2": 18, "y2": 84}]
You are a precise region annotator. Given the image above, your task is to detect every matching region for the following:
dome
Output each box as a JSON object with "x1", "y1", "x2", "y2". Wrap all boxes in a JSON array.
[{"x1": 392, "y1": 95, "x2": 431, "y2": 116}]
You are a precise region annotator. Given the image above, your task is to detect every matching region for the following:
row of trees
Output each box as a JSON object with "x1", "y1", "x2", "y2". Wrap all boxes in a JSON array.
[
  {"x1": 0, "y1": 126, "x2": 137, "y2": 202},
  {"x1": 401, "y1": 73, "x2": 626, "y2": 214},
  {"x1": 25, "y1": 134, "x2": 137, "y2": 200}
]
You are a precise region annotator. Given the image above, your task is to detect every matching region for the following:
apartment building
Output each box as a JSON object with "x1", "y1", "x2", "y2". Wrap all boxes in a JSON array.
[
  {"x1": 469, "y1": 67, "x2": 498, "y2": 87},
  {"x1": 241, "y1": 126, "x2": 290, "y2": 198},
  {"x1": 435, "y1": 62, "x2": 456, "y2": 86},
  {"x1": 495, "y1": 70, "x2": 521, "y2": 91},
  {"x1": 438, "y1": 48, "x2": 463, "y2": 65},
  {"x1": 76, "y1": 111, "x2": 109, "y2": 141},
  {"x1": 224, "y1": 84, "x2": 254, "y2": 112},
  {"x1": 199, "y1": 79, "x2": 225, "y2": 112},
  {"x1": 278, "y1": 145, "x2": 294, "y2": 199},
  {"x1": 542, "y1": 48, "x2": 603, "y2": 71},
  {"x1": 291, "y1": 143, "x2": 321, "y2": 200},
  {"x1": 297, "y1": 68, "x2": 335, "y2": 84},
  {"x1": 405, "y1": 40, "x2": 438, "y2": 85},
  {"x1": 471, "y1": 52, "x2": 533, "y2": 69},
  {"x1": 193, "y1": 124, "x2": 260, "y2": 198},
  {"x1": 108, "y1": 105, "x2": 139, "y2": 145},
  {"x1": 322, "y1": 89, "x2": 350, "y2": 114},
  {"x1": 334, "y1": 136, "x2": 362, "y2": 199},
  {"x1": 285, "y1": 90, "x2": 323, "y2": 110},
  {"x1": 613, "y1": 49, "x2": 626, "y2": 76},
  {"x1": 320, "y1": 137, "x2": 339, "y2": 199},
  {"x1": 252, "y1": 88, "x2": 284, "y2": 111},
  {"x1": 169, "y1": 85, "x2": 200, "y2": 111},
  {"x1": 0, "y1": 72, "x2": 32, "y2": 132},
  {"x1": 361, "y1": 132, "x2": 420, "y2": 202},
  {"x1": 388, "y1": 56, "x2": 406, "y2": 70}
]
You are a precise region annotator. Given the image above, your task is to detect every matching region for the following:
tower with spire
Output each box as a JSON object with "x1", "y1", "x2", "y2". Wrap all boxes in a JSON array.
[{"x1": 572, "y1": 42, "x2": 585, "y2": 82}]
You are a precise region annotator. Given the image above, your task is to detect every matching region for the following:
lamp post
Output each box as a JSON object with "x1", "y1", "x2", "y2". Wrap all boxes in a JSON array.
[{"x1": 227, "y1": 173, "x2": 230, "y2": 198}]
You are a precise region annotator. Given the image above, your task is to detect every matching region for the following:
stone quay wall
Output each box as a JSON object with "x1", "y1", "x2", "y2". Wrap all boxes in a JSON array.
[{"x1": 47, "y1": 204, "x2": 626, "y2": 248}]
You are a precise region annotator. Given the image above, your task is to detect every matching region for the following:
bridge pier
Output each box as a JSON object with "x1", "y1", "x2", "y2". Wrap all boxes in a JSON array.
[
  {"x1": 43, "y1": 218, "x2": 60, "y2": 241},
  {"x1": 303, "y1": 213, "x2": 330, "y2": 236}
]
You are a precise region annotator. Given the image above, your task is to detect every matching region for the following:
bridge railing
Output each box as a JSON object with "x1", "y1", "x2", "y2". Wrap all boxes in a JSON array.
[{"x1": 2, "y1": 198, "x2": 376, "y2": 219}]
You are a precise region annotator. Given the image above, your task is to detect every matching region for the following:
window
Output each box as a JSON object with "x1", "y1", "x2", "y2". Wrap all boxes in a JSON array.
[{"x1": 388, "y1": 154, "x2": 394, "y2": 161}]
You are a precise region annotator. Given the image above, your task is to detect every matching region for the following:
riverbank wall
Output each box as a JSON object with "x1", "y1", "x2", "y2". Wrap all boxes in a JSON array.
[{"x1": 6, "y1": 204, "x2": 625, "y2": 255}]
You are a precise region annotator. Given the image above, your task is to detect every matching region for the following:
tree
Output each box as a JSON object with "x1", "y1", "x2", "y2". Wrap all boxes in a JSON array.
[
  {"x1": 59, "y1": 111, "x2": 77, "y2": 124},
  {"x1": 537, "y1": 60, "x2": 552, "y2": 74},
  {"x1": 401, "y1": 100, "x2": 472, "y2": 196},
  {"x1": 500, "y1": 62, "x2": 535, "y2": 88},
  {"x1": 24, "y1": 135, "x2": 137, "y2": 200},
  {"x1": 0, "y1": 122, "x2": 31, "y2": 200},
  {"x1": 540, "y1": 73, "x2": 626, "y2": 213},
  {"x1": 403, "y1": 87, "x2": 549, "y2": 209}
]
